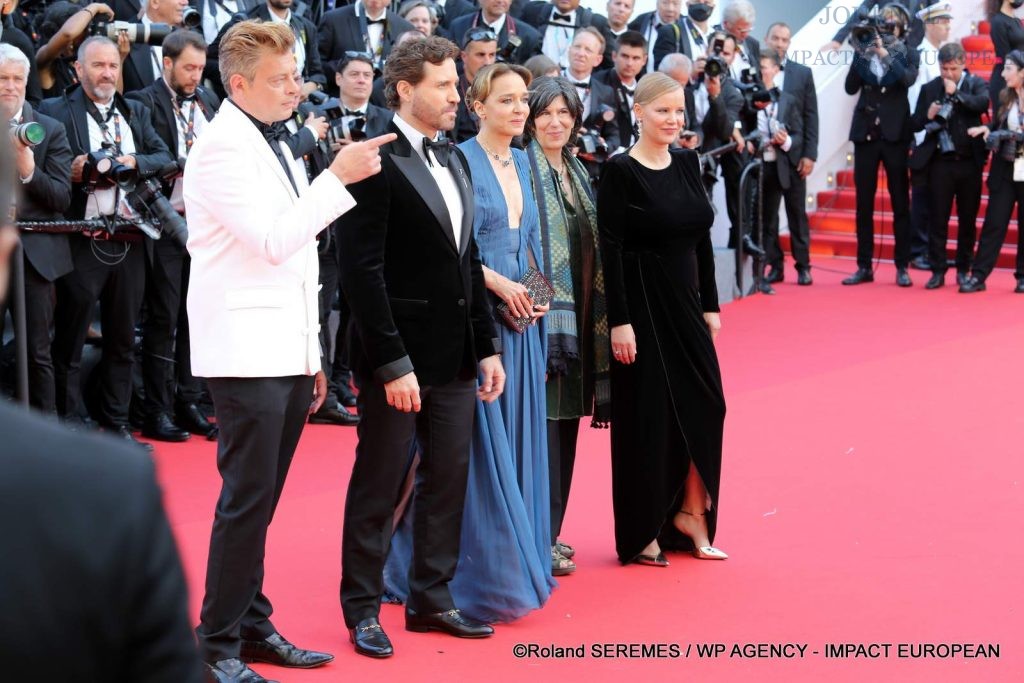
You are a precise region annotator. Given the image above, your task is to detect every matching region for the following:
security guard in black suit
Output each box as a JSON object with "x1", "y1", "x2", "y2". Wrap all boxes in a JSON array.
[
  {"x1": 841, "y1": 3, "x2": 919, "y2": 286},
  {"x1": 0, "y1": 50, "x2": 73, "y2": 414},
  {"x1": 909, "y1": 43, "x2": 988, "y2": 290}
]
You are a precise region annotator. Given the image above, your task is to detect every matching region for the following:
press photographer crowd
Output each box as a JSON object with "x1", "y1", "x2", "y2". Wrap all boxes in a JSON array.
[{"x1": 0, "y1": 0, "x2": 1020, "y2": 680}]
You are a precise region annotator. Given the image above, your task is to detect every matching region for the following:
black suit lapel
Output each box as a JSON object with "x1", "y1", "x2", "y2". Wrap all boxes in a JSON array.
[
  {"x1": 448, "y1": 148, "x2": 474, "y2": 256},
  {"x1": 153, "y1": 84, "x2": 179, "y2": 153},
  {"x1": 389, "y1": 125, "x2": 458, "y2": 253},
  {"x1": 345, "y1": 11, "x2": 363, "y2": 52},
  {"x1": 68, "y1": 90, "x2": 92, "y2": 154}
]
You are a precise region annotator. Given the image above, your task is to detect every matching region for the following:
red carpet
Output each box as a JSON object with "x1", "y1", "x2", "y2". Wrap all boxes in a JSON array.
[{"x1": 150, "y1": 259, "x2": 1023, "y2": 682}]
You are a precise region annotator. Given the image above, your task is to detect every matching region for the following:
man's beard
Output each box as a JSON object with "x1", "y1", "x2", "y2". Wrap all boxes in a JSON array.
[{"x1": 411, "y1": 96, "x2": 455, "y2": 132}]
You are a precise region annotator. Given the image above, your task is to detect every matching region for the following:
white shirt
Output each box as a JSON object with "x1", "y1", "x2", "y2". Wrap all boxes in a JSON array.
[
  {"x1": 165, "y1": 80, "x2": 209, "y2": 212},
  {"x1": 392, "y1": 114, "x2": 463, "y2": 246},
  {"x1": 486, "y1": 13, "x2": 507, "y2": 34},
  {"x1": 1010, "y1": 103, "x2": 1022, "y2": 133},
  {"x1": 756, "y1": 102, "x2": 791, "y2": 162},
  {"x1": 729, "y1": 39, "x2": 753, "y2": 81},
  {"x1": 141, "y1": 15, "x2": 164, "y2": 80},
  {"x1": 85, "y1": 98, "x2": 138, "y2": 219},
  {"x1": 682, "y1": 17, "x2": 714, "y2": 63},
  {"x1": 565, "y1": 67, "x2": 593, "y2": 119},
  {"x1": 269, "y1": 9, "x2": 306, "y2": 75},
  {"x1": 358, "y1": 1, "x2": 386, "y2": 58},
  {"x1": 201, "y1": 0, "x2": 239, "y2": 44},
  {"x1": 909, "y1": 37, "x2": 942, "y2": 145},
  {"x1": 694, "y1": 81, "x2": 710, "y2": 126},
  {"x1": 542, "y1": 9, "x2": 576, "y2": 69},
  {"x1": 646, "y1": 14, "x2": 668, "y2": 73},
  {"x1": 776, "y1": 60, "x2": 787, "y2": 91}
]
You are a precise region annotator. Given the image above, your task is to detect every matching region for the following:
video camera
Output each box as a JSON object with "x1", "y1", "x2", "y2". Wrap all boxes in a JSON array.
[
  {"x1": 923, "y1": 97, "x2": 957, "y2": 155},
  {"x1": 83, "y1": 146, "x2": 188, "y2": 247},
  {"x1": 298, "y1": 91, "x2": 367, "y2": 145},
  {"x1": 849, "y1": 8, "x2": 904, "y2": 52},
  {"x1": 89, "y1": 17, "x2": 173, "y2": 46},
  {"x1": 9, "y1": 121, "x2": 45, "y2": 147},
  {"x1": 496, "y1": 35, "x2": 523, "y2": 64}
]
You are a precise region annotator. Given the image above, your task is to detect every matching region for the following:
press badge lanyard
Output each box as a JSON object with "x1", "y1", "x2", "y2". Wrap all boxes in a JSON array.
[
  {"x1": 172, "y1": 98, "x2": 199, "y2": 153},
  {"x1": 86, "y1": 101, "x2": 123, "y2": 153},
  {"x1": 470, "y1": 12, "x2": 518, "y2": 37},
  {"x1": 358, "y1": 7, "x2": 388, "y2": 69}
]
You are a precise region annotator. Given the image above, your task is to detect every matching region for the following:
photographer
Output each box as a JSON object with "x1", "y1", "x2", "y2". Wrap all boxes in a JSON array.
[
  {"x1": 126, "y1": 29, "x2": 219, "y2": 440},
  {"x1": 564, "y1": 27, "x2": 620, "y2": 159},
  {"x1": 35, "y1": 2, "x2": 116, "y2": 98},
  {"x1": 121, "y1": 0, "x2": 190, "y2": 94},
  {"x1": 909, "y1": 42, "x2": 987, "y2": 290},
  {"x1": 749, "y1": 49, "x2": 805, "y2": 293},
  {"x1": 0, "y1": 44, "x2": 73, "y2": 414},
  {"x1": 449, "y1": 0, "x2": 542, "y2": 65},
  {"x1": 38, "y1": 36, "x2": 174, "y2": 447},
  {"x1": 593, "y1": 30, "x2": 645, "y2": 149},
  {"x1": 841, "y1": 3, "x2": 919, "y2": 287},
  {"x1": 317, "y1": 0, "x2": 414, "y2": 96},
  {"x1": 961, "y1": 50, "x2": 1024, "y2": 294}
]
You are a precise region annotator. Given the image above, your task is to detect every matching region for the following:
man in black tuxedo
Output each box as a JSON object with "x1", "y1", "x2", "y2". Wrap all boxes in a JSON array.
[
  {"x1": 453, "y1": 26, "x2": 497, "y2": 142},
  {"x1": 565, "y1": 27, "x2": 619, "y2": 152},
  {"x1": 39, "y1": 36, "x2": 175, "y2": 448},
  {"x1": 208, "y1": 0, "x2": 328, "y2": 97},
  {"x1": 520, "y1": 0, "x2": 614, "y2": 70},
  {"x1": 337, "y1": 34, "x2": 505, "y2": 658},
  {"x1": 0, "y1": 105, "x2": 201, "y2": 683},
  {"x1": 0, "y1": 47, "x2": 72, "y2": 414},
  {"x1": 628, "y1": 0, "x2": 682, "y2": 75},
  {"x1": 121, "y1": 0, "x2": 190, "y2": 94},
  {"x1": 317, "y1": 0, "x2": 414, "y2": 95},
  {"x1": 750, "y1": 50, "x2": 805, "y2": 295},
  {"x1": 841, "y1": 18, "x2": 919, "y2": 286},
  {"x1": 764, "y1": 21, "x2": 818, "y2": 285},
  {"x1": 126, "y1": 29, "x2": 219, "y2": 441},
  {"x1": 449, "y1": 0, "x2": 542, "y2": 65},
  {"x1": 909, "y1": 43, "x2": 988, "y2": 290},
  {"x1": 194, "y1": 0, "x2": 261, "y2": 44},
  {"x1": 593, "y1": 29, "x2": 645, "y2": 149}
]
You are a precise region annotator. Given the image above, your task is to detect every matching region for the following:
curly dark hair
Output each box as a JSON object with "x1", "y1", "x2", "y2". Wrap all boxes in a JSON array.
[{"x1": 384, "y1": 34, "x2": 460, "y2": 110}]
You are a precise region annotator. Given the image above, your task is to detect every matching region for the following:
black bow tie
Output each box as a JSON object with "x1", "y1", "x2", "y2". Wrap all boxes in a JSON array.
[
  {"x1": 571, "y1": 79, "x2": 590, "y2": 89},
  {"x1": 423, "y1": 136, "x2": 451, "y2": 167},
  {"x1": 366, "y1": 16, "x2": 385, "y2": 24},
  {"x1": 344, "y1": 108, "x2": 366, "y2": 117},
  {"x1": 176, "y1": 94, "x2": 196, "y2": 107},
  {"x1": 622, "y1": 84, "x2": 635, "y2": 96},
  {"x1": 552, "y1": 11, "x2": 572, "y2": 22},
  {"x1": 260, "y1": 120, "x2": 290, "y2": 143}
]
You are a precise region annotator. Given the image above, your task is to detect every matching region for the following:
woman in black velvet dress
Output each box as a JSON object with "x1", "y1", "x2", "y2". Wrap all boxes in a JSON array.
[
  {"x1": 597, "y1": 72, "x2": 728, "y2": 566},
  {"x1": 988, "y1": 0, "x2": 1024, "y2": 112}
]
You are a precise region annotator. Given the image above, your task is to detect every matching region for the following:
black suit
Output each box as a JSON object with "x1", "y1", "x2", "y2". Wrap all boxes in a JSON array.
[
  {"x1": 776, "y1": 60, "x2": 818, "y2": 274},
  {"x1": 449, "y1": 12, "x2": 542, "y2": 65},
  {"x1": 845, "y1": 44, "x2": 920, "y2": 270},
  {"x1": 653, "y1": 16, "x2": 700, "y2": 71},
  {"x1": 4, "y1": 105, "x2": 73, "y2": 414},
  {"x1": 578, "y1": 75, "x2": 620, "y2": 150},
  {"x1": 127, "y1": 79, "x2": 220, "y2": 423},
  {"x1": 112, "y1": 0, "x2": 143, "y2": 20},
  {"x1": 520, "y1": 2, "x2": 615, "y2": 69},
  {"x1": 38, "y1": 88, "x2": 175, "y2": 426},
  {"x1": 971, "y1": 109, "x2": 1024, "y2": 282},
  {"x1": 628, "y1": 13, "x2": 682, "y2": 74},
  {"x1": 592, "y1": 67, "x2": 637, "y2": 147},
  {"x1": 438, "y1": 0, "x2": 475, "y2": 30},
  {"x1": 909, "y1": 73, "x2": 988, "y2": 275},
  {"x1": 0, "y1": 402, "x2": 202, "y2": 682},
  {"x1": 317, "y1": 6, "x2": 414, "y2": 95},
  {"x1": 122, "y1": 42, "x2": 162, "y2": 95},
  {"x1": 754, "y1": 92, "x2": 807, "y2": 273},
  {"x1": 337, "y1": 120, "x2": 500, "y2": 625},
  {"x1": 832, "y1": 0, "x2": 926, "y2": 49}
]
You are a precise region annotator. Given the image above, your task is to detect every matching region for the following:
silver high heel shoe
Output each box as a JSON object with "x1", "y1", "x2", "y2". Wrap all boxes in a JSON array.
[{"x1": 674, "y1": 511, "x2": 728, "y2": 560}]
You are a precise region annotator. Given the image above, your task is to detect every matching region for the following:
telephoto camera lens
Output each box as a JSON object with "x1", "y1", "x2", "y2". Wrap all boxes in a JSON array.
[{"x1": 9, "y1": 121, "x2": 45, "y2": 147}]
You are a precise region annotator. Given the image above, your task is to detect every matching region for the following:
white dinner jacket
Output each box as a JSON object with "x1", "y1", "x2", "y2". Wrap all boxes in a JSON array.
[{"x1": 184, "y1": 99, "x2": 355, "y2": 378}]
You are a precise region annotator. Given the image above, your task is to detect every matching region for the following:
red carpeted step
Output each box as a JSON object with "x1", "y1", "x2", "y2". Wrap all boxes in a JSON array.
[
  {"x1": 816, "y1": 189, "x2": 1014, "y2": 219},
  {"x1": 963, "y1": 35, "x2": 995, "y2": 53},
  {"x1": 780, "y1": 232, "x2": 1020, "y2": 269},
  {"x1": 807, "y1": 208, "x2": 1018, "y2": 242}
]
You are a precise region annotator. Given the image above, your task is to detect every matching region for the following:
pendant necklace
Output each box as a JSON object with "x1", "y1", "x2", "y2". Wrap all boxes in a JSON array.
[{"x1": 481, "y1": 142, "x2": 513, "y2": 168}]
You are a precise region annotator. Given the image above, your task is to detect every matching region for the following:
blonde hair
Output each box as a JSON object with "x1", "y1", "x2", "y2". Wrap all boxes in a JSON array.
[
  {"x1": 634, "y1": 71, "x2": 682, "y2": 106},
  {"x1": 219, "y1": 20, "x2": 295, "y2": 95},
  {"x1": 467, "y1": 63, "x2": 532, "y2": 110}
]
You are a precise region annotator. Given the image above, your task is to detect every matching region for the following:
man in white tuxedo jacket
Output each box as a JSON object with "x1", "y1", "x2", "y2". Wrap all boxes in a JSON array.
[{"x1": 184, "y1": 20, "x2": 395, "y2": 683}]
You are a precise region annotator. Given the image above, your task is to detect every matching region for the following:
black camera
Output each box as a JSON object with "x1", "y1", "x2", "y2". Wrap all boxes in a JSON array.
[
  {"x1": 704, "y1": 55, "x2": 728, "y2": 80},
  {"x1": 984, "y1": 129, "x2": 1024, "y2": 161},
  {"x1": 575, "y1": 128, "x2": 608, "y2": 163},
  {"x1": 124, "y1": 171, "x2": 189, "y2": 248},
  {"x1": 182, "y1": 7, "x2": 200, "y2": 29},
  {"x1": 298, "y1": 91, "x2": 367, "y2": 145},
  {"x1": 9, "y1": 121, "x2": 45, "y2": 147},
  {"x1": 496, "y1": 35, "x2": 522, "y2": 64},
  {"x1": 84, "y1": 145, "x2": 138, "y2": 189},
  {"x1": 923, "y1": 97, "x2": 957, "y2": 155},
  {"x1": 850, "y1": 12, "x2": 902, "y2": 51},
  {"x1": 89, "y1": 18, "x2": 173, "y2": 46}
]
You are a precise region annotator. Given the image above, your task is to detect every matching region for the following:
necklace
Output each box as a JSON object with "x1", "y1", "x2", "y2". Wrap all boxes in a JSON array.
[{"x1": 480, "y1": 142, "x2": 513, "y2": 168}]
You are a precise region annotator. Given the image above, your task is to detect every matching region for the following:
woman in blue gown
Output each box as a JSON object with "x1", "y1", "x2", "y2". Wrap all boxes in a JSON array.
[{"x1": 382, "y1": 63, "x2": 555, "y2": 623}]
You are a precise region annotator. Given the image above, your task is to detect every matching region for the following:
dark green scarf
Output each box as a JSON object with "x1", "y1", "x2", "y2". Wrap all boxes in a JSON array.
[{"x1": 527, "y1": 140, "x2": 610, "y2": 427}]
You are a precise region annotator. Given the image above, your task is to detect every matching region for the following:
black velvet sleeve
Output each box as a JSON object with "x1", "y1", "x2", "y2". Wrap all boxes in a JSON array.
[{"x1": 596, "y1": 156, "x2": 631, "y2": 327}]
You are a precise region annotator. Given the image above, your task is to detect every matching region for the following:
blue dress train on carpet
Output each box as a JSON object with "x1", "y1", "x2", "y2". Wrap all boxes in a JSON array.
[{"x1": 382, "y1": 139, "x2": 555, "y2": 623}]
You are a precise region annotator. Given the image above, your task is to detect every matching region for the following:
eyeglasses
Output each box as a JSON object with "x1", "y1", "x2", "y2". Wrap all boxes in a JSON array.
[
  {"x1": 462, "y1": 27, "x2": 497, "y2": 47},
  {"x1": 344, "y1": 50, "x2": 374, "y2": 61}
]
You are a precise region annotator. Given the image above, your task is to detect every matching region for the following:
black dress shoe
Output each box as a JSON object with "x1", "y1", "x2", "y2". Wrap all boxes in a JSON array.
[
  {"x1": 741, "y1": 234, "x2": 766, "y2": 258},
  {"x1": 1016, "y1": 277, "x2": 1024, "y2": 293},
  {"x1": 142, "y1": 413, "x2": 191, "y2": 442},
  {"x1": 842, "y1": 268, "x2": 874, "y2": 285},
  {"x1": 957, "y1": 271, "x2": 970, "y2": 287},
  {"x1": 797, "y1": 268, "x2": 813, "y2": 286},
  {"x1": 405, "y1": 608, "x2": 494, "y2": 638},
  {"x1": 924, "y1": 272, "x2": 945, "y2": 290},
  {"x1": 204, "y1": 658, "x2": 277, "y2": 683},
  {"x1": 765, "y1": 266, "x2": 784, "y2": 283},
  {"x1": 240, "y1": 633, "x2": 334, "y2": 668},
  {"x1": 107, "y1": 425, "x2": 153, "y2": 452},
  {"x1": 909, "y1": 255, "x2": 931, "y2": 271},
  {"x1": 756, "y1": 279, "x2": 776, "y2": 295},
  {"x1": 177, "y1": 402, "x2": 218, "y2": 439},
  {"x1": 959, "y1": 276, "x2": 986, "y2": 293},
  {"x1": 349, "y1": 617, "x2": 394, "y2": 658},
  {"x1": 337, "y1": 383, "x2": 358, "y2": 408},
  {"x1": 895, "y1": 268, "x2": 912, "y2": 287},
  {"x1": 308, "y1": 404, "x2": 360, "y2": 426}
]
